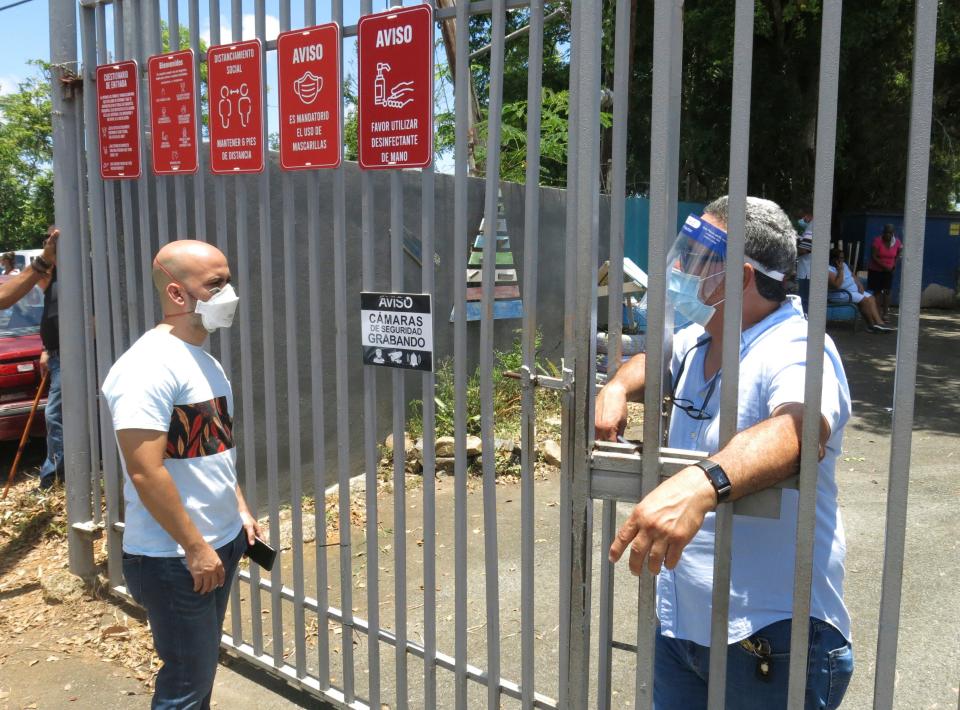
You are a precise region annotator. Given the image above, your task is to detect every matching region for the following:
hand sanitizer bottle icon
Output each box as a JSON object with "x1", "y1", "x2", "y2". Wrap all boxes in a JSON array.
[{"x1": 375, "y1": 63, "x2": 390, "y2": 106}]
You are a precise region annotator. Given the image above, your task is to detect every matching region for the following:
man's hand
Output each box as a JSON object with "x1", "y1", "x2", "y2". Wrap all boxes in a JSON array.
[
  {"x1": 609, "y1": 466, "x2": 717, "y2": 575},
  {"x1": 39, "y1": 349, "x2": 49, "y2": 377},
  {"x1": 42, "y1": 228, "x2": 59, "y2": 267},
  {"x1": 595, "y1": 381, "x2": 628, "y2": 442},
  {"x1": 184, "y1": 540, "x2": 225, "y2": 594},
  {"x1": 239, "y1": 508, "x2": 263, "y2": 547}
]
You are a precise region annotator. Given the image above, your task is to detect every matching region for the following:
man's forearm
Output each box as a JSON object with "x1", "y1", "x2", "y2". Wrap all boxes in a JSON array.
[
  {"x1": 0, "y1": 267, "x2": 43, "y2": 309},
  {"x1": 130, "y1": 466, "x2": 207, "y2": 551},
  {"x1": 607, "y1": 352, "x2": 647, "y2": 402},
  {"x1": 709, "y1": 412, "x2": 802, "y2": 501}
]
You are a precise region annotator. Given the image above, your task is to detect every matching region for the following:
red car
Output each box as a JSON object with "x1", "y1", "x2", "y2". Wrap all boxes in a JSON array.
[{"x1": 0, "y1": 277, "x2": 46, "y2": 441}]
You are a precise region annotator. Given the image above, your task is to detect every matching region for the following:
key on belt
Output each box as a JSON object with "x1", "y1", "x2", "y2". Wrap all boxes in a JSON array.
[{"x1": 739, "y1": 636, "x2": 773, "y2": 681}]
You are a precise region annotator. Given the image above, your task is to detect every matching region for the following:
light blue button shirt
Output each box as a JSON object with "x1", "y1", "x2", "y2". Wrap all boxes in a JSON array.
[{"x1": 658, "y1": 296, "x2": 852, "y2": 646}]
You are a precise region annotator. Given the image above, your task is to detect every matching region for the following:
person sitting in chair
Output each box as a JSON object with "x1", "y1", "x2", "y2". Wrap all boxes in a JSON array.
[{"x1": 827, "y1": 248, "x2": 893, "y2": 333}]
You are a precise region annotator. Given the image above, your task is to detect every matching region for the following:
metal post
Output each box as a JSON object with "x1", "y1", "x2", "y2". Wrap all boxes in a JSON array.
[
  {"x1": 519, "y1": 2, "x2": 544, "y2": 708},
  {"x1": 564, "y1": 1, "x2": 602, "y2": 707},
  {"x1": 452, "y1": 0, "x2": 470, "y2": 706},
  {"x1": 786, "y1": 1, "x2": 843, "y2": 706},
  {"x1": 50, "y1": 0, "x2": 95, "y2": 579},
  {"x1": 874, "y1": 1, "x2": 939, "y2": 706},
  {"x1": 479, "y1": 2, "x2": 506, "y2": 707}
]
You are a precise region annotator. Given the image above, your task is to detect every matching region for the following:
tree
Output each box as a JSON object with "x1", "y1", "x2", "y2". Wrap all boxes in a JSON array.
[
  {"x1": 622, "y1": 0, "x2": 960, "y2": 214},
  {"x1": 0, "y1": 62, "x2": 53, "y2": 251}
]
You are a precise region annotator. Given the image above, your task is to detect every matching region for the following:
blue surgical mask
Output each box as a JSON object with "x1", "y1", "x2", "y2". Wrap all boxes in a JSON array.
[
  {"x1": 668, "y1": 270, "x2": 724, "y2": 327},
  {"x1": 798, "y1": 218, "x2": 809, "y2": 229}
]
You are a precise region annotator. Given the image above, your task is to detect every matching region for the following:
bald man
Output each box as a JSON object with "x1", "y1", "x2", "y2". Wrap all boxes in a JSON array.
[{"x1": 102, "y1": 240, "x2": 260, "y2": 709}]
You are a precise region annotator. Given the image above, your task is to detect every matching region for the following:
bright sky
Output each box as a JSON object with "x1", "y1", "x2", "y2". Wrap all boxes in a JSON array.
[{"x1": 0, "y1": 0, "x2": 457, "y2": 170}]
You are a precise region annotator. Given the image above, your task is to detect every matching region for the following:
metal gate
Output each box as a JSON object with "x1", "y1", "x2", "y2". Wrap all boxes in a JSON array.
[{"x1": 48, "y1": 0, "x2": 943, "y2": 708}]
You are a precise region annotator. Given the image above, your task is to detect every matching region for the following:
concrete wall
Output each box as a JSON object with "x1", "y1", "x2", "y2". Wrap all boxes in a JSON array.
[{"x1": 121, "y1": 151, "x2": 610, "y2": 496}]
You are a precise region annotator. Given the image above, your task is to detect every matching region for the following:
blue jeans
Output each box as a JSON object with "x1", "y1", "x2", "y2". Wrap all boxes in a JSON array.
[
  {"x1": 39, "y1": 352, "x2": 63, "y2": 486},
  {"x1": 122, "y1": 528, "x2": 246, "y2": 710},
  {"x1": 654, "y1": 618, "x2": 854, "y2": 710}
]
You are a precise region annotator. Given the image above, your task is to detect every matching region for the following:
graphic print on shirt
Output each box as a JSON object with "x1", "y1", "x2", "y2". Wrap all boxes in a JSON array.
[{"x1": 165, "y1": 395, "x2": 234, "y2": 459}]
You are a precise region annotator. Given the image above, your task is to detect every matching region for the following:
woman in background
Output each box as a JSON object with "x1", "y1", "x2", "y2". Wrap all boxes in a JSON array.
[{"x1": 867, "y1": 224, "x2": 903, "y2": 322}]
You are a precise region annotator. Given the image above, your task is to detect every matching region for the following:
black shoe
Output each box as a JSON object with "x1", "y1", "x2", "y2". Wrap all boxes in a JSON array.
[
  {"x1": 873, "y1": 324, "x2": 896, "y2": 333},
  {"x1": 38, "y1": 476, "x2": 56, "y2": 491}
]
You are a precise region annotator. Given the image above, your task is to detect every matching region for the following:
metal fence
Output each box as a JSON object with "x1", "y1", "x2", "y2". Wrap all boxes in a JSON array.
[{"x1": 48, "y1": 0, "x2": 940, "y2": 708}]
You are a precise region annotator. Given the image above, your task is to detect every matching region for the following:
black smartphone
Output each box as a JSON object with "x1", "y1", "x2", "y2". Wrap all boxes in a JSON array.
[{"x1": 247, "y1": 536, "x2": 277, "y2": 571}]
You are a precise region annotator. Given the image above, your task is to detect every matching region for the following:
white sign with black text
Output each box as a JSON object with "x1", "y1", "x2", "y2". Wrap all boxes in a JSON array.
[{"x1": 360, "y1": 292, "x2": 433, "y2": 372}]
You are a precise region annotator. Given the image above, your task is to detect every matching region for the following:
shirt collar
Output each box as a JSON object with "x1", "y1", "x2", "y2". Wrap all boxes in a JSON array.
[{"x1": 739, "y1": 295, "x2": 803, "y2": 352}]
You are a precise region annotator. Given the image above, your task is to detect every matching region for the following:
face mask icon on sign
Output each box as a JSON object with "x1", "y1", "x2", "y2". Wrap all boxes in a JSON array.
[{"x1": 294, "y1": 71, "x2": 323, "y2": 105}]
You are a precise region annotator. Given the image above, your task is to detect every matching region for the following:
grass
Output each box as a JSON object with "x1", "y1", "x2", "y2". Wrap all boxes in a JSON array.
[{"x1": 407, "y1": 333, "x2": 563, "y2": 441}]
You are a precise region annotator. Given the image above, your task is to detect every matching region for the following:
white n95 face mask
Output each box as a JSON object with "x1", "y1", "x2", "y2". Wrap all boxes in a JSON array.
[{"x1": 194, "y1": 284, "x2": 239, "y2": 332}]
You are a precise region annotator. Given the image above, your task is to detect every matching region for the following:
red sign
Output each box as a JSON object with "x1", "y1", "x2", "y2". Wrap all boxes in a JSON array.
[
  {"x1": 277, "y1": 24, "x2": 342, "y2": 170},
  {"x1": 357, "y1": 4, "x2": 434, "y2": 170},
  {"x1": 147, "y1": 50, "x2": 199, "y2": 175},
  {"x1": 96, "y1": 60, "x2": 141, "y2": 180},
  {"x1": 207, "y1": 39, "x2": 264, "y2": 175}
]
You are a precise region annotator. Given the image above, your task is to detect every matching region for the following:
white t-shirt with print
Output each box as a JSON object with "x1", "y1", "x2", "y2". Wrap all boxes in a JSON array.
[{"x1": 102, "y1": 329, "x2": 241, "y2": 556}]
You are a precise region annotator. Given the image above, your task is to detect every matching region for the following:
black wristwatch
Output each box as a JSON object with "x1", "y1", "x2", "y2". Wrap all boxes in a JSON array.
[{"x1": 694, "y1": 459, "x2": 732, "y2": 503}]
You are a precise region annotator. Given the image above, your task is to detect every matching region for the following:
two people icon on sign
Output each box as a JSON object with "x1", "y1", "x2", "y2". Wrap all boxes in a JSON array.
[{"x1": 218, "y1": 84, "x2": 252, "y2": 129}]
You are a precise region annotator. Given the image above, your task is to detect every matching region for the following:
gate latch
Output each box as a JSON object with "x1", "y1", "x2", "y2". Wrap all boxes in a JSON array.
[{"x1": 509, "y1": 362, "x2": 574, "y2": 392}]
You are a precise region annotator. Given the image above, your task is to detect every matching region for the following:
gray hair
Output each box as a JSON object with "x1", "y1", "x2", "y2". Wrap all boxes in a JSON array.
[{"x1": 703, "y1": 195, "x2": 797, "y2": 302}]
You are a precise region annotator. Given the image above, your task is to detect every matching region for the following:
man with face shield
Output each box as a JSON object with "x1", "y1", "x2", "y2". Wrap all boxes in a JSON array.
[
  {"x1": 102, "y1": 240, "x2": 262, "y2": 709},
  {"x1": 595, "y1": 197, "x2": 853, "y2": 708}
]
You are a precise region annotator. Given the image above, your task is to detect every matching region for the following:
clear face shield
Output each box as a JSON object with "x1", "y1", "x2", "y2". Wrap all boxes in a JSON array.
[{"x1": 665, "y1": 214, "x2": 729, "y2": 329}]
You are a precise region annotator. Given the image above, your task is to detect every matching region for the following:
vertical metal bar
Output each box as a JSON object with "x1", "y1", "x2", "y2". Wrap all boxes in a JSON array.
[
  {"x1": 599, "y1": 0, "x2": 632, "y2": 703},
  {"x1": 565, "y1": 2, "x2": 602, "y2": 707},
  {"x1": 230, "y1": 0, "x2": 263, "y2": 656},
  {"x1": 606, "y1": 0, "x2": 631, "y2": 383},
  {"x1": 253, "y1": 0, "x2": 285, "y2": 667},
  {"x1": 519, "y1": 2, "x2": 544, "y2": 707},
  {"x1": 74, "y1": 79, "x2": 102, "y2": 527},
  {"x1": 357, "y1": 4, "x2": 379, "y2": 705},
  {"x1": 386, "y1": 4, "x2": 409, "y2": 696},
  {"x1": 146, "y1": 3, "x2": 171, "y2": 250},
  {"x1": 708, "y1": 1, "x2": 755, "y2": 707},
  {"x1": 452, "y1": 0, "x2": 470, "y2": 705},
  {"x1": 786, "y1": 1, "x2": 842, "y2": 707},
  {"x1": 420, "y1": 162, "x2": 438, "y2": 710},
  {"x1": 188, "y1": 0, "x2": 207, "y2": 242},
  {"x1": 116, "y1": 0, "x2": 141, "y2": 341},
  {"x1": 874, "y1": 1, "x2": 938, "y2": 707},
  {"x1": 130, "y1": 0, "x2": 155, "y2": 328},
  {"x1": 96, "y1": 1, "x2": 126, "y2": 587},
  {"x1": 331, "y1": 0, "x2": 355, "y2": 695},
  {"x1": 96, "y1": 4, "x2": 125, "y2": 357},
  {"x1": 637, "y1": 0, "x2": 680, "y2": 704},
  {"x1": 307, "y1": 152, "x2": 330, "y2": 689},
  {"x1": 479, "y1": 2, "x2": 505, "y2": 706},
  {"x1": 390, "y1": 175, "x2": 409, "y2": 709},
  {"x1": 558, "y1": 1, "x2": 584, "y2": 704},
  {"x1": 49, "y1": 0, "x2": 95, "y2": 579},
  {"x1": 277, "y1": 0, "x2": 307, "y2": 680},
  {"x1": 168, "y1": 0, "x2": 179, "y2": 48},
  {"x1": 596, "y1": 501, "x2": 617, "y2": 710},
  {"x1": 166, "y1": 0, "x2": 186, "y2": 242},
  {"x1": 307, "y1": 0, "x2": 330, "y2": 688}
]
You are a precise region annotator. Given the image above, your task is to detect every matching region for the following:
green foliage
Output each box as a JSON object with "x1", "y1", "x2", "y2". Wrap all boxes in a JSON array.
[
  {"x1": 0, "y1": 62, "x2": 54, "y2": 250},
  {"x1": 160, "y1": 22, "x2": 210, "y2": 130},
  {"x1": 473, "y1": 88, "x2": 611, "y2": 186},
  {"x1": 407, "y1": 333, "x2": 562, "y2": 440},
  {"x1": 619, "y1": 0, "x2": 960, "y2": 212},
  {"x1": 343, "y1": 76, "x2": 359, "y2": 162}
]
